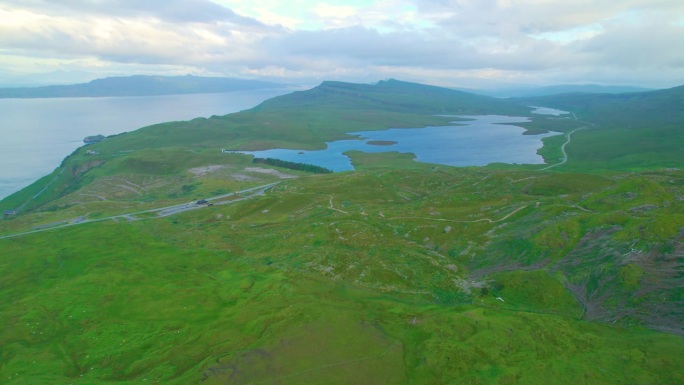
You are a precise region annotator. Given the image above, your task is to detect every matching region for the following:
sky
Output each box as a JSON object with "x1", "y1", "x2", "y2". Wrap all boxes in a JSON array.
[{"x1": 1, "y1": 0, "x2": 683, "y2": 89}]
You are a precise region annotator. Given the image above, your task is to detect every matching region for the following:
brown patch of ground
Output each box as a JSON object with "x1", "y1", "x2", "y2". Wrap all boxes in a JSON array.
[
  {"x1": 245, "y1": 167, "x2": 297, "y2": 179},
  {"x1": 188, "y1": 165, "x2": 228, "y2": 176}
]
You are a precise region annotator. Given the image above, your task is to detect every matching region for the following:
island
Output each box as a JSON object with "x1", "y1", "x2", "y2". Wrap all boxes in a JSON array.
[
  {"x1": 366, "y1": 140, "x2": 398, "y2": 146},
  {"x1": 83, "y1": 134, "x2": 105, "y2": 144}
]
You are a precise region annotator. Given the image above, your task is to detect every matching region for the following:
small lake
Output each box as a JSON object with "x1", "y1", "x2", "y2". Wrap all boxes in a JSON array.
[
  {"x1": 0, "y1": 89, "x2": 291, "y2": 199},
  {"x1": 530, "y1": 106, "x2": 570, "y2": 116},
  {"x1": 239, "y1": 115, "x2": 560, "y2": 171}
]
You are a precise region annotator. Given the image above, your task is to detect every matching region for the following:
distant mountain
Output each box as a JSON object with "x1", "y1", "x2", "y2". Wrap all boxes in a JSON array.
[
  {"x1": 0, "y1": 69, "x2": 98, "y2": 87},
  {"x1": 477, "y1": 84, "x2": 654, "y2": 98},
  {"x1": 0, "y1": 75, "x2": 288, "y2": 98}
]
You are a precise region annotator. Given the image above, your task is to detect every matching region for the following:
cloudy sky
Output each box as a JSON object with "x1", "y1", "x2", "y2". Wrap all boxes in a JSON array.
[{"x1": 1, "y1": 0, "x2": 683, "y2": 88}]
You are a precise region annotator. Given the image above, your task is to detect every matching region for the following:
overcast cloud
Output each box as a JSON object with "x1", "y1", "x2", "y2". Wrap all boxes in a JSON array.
[{"x1": 0, "y1": 0, "x2": 682, "y2": 88}]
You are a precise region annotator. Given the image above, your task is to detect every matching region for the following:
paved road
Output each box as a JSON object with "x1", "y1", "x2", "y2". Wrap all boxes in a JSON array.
[
  {"x1": 0, "y1": 182, "x2": 279, "y2": 240},
  {"x1": 539, "y1": 110, "x2": 594, "y2": 171},
  {"x1": 539, "y1": 126, "x2": 586, "y2": 170}
]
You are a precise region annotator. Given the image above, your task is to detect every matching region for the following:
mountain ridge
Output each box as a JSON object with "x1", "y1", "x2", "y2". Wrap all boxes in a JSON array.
[
  {"x1": 253, "y1": 78, "x2": 529, "y2": 115},
  {"x1": 0, "y1": 74, "x2": 288, "y2": 98},
  {"x1": 513, "y1": 84, "x2": 684, "y2": 126},
  {"x1": 477, "y1": 84, "x2": 654, "y2": 98}
]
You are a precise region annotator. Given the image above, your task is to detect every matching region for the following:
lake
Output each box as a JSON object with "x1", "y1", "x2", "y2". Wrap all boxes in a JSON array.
[
  {"x1": 530, "y1": 106, "x2": 570, "y2": 116},
  {"x1": 239, "y1": 115, "x2": 560, "y2": 171},
  {"x1": 0, "y1": 89, "x2": 291, "y2": 199},
  {"x1": 1, "y1": 93, "x2": 563, "y2": 200}
]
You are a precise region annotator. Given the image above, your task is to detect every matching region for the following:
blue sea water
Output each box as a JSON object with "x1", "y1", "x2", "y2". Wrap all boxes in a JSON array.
[{"x1": 0, "y1": 89, "x2": 291, "y2": 199}]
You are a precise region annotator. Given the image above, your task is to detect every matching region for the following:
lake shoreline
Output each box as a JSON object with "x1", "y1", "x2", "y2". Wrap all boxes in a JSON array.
[{"x1": 238, "y1": 115, "x2": 559, "y2": 172}]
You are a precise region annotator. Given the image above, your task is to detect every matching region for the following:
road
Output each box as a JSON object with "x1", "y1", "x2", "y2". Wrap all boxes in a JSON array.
[
  {"x1": 539, "y1": 126, "x2": 586, "y2": 170},
  {"x1": 0, "y1": 182, "x2": 279, "y2": 240},
  {"x1": 539, "y1": 110, "x2": 594, "y2": 171}
]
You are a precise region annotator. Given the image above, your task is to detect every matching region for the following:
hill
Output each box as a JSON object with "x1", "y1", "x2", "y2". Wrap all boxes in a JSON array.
[
  {"x1": 0, "y1": 75, "x2": 287, "y2": 98},
  {"x1": 479, "y1": 84, "x2": 653, "y2": 98},
  {"x1": 513, "y1": 86, "x2": 684, "y2": 170},
  {"x1": 256, "y1": 79, "x2": 528, "y2": 114},
  {"x1": 0, "y1": 79, "x2": 540, "y2": 214},
  {"x1": 515, "y1": 85, "x2": 684, "y2": 126},
  {"x1": 1, "y1": 165, "x2": 682, "y2": 384},
  {"x1": 0, "y1": 79, "x2": 682, "y2": 384}
]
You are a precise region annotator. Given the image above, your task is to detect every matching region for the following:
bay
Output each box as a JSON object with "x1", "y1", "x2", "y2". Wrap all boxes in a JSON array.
[
  {"x1": 239, "y1": 115, "x2": 560, "y2": 171},
  {"x1": 0, "y1": 89, "x2": 291, "y2": 199}
]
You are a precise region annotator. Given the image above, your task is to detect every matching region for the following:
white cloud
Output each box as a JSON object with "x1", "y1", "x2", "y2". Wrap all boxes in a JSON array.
[{"x1": 0, "y1": 0, "x2": 683, "y2": 88}]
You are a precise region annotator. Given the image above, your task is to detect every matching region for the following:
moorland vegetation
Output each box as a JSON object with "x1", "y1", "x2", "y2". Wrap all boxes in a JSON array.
[{"x1": 1, "y1": 79, "x2": 682, "y2": 384}]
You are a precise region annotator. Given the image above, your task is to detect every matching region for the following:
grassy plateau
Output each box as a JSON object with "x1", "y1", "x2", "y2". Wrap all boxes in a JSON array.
[{"x1": 1, "y1": 79, "x2": 683, "y2": 384}]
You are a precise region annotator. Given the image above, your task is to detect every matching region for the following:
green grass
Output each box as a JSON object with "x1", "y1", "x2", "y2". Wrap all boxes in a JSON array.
[
  {"x1": 2, "y1": 167, "x2": 683, "y2": 384},
  {"x1": 1, "y1": 79, "x2": 684, "y2": 383},
  {"x1": 560, "y1": 126, "x2": 684, "y2": 171},
  {"x1": 514, "y1": 86, "x2": 684, "y2": 171}
]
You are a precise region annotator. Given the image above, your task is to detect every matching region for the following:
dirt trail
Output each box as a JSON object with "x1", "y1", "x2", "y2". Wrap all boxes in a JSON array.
[{"x1": 387, "y1": 205, "x2": 529, "y2": 224}]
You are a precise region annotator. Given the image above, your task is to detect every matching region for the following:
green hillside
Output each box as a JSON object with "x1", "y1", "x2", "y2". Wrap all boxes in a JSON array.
[
  {"x1": 0, "y1": 80, "x2": 539, "y2": 215},
  {"x1": 480, "y1": 84, "x2": 653, "y2": 98},
  {"x1": 515, "y1": 86, "x2": 684, "y2": 126},
  {"x1": 513, "y1": 86, "x2": 684, "y2": 170},
  {"x1": 255, "y1": 79, "x2": 528, "y2": 114},
  {"x1": 1, "y1": 79, "x2": 683, "y2": 384}
]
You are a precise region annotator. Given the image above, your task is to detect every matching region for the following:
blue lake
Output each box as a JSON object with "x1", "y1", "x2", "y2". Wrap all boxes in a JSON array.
[
  {"x1": 239, "y1": 115, "x2": 560, "y2": 171},
  {"x1": 0, "y1": 90, "x2": 565, "y2": 200},
  {"x1": 530, "y1": 106, "x2": 570, "y2": 116}
]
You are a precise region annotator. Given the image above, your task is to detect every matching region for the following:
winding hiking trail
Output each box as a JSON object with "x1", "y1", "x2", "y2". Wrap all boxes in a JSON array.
[
  {"x1": 0, "y1": 182, "x2": 279, "y2": 240},
  {"x1": 386, "y1": 204, "x2": 530, "y2": 224},
  {"x1": 327, "y1": 194, "x2": 349, "y2": 214},
  {"x1": 15, "y1": 169, "x2": 65, "y2": 212}
]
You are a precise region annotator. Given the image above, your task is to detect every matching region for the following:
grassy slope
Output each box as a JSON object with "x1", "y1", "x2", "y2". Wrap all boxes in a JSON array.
[
  {"x1": 0, "y1": 79, "x2": 536, "y2": 215},
  {"x1": 1, "y1": 80, "x2": 683, "y2": 384},
  {"x1": 513, "y1": 86, "x2": 684, "y2": 171},
  {"x1": 1, "y1": 166, "x2": 683, "y2": 384}
]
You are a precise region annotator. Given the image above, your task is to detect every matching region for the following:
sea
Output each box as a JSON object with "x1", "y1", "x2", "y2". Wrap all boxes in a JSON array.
[{"x1": 0, "y1": 89, "x2": 291, "y2": 199}]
